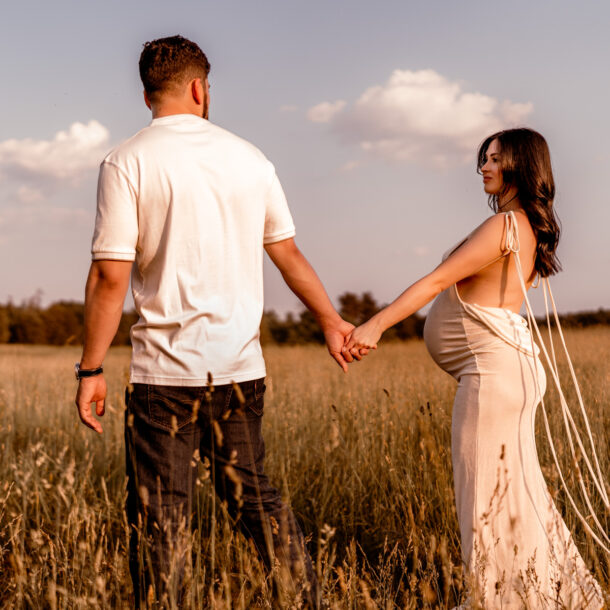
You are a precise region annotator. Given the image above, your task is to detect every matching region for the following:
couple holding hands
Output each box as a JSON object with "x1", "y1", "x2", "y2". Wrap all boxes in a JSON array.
[{"x1": 74, "y1": 35, "x2": 605, "y2": 608}]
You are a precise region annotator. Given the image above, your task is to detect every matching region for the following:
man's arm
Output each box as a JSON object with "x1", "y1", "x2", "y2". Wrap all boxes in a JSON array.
[
  {"x1": 75, "y1": 259, "x2": 132, "y2": 433},
  {"x1": 264, "y1": 238, "x2": 360, "y2": 371}
]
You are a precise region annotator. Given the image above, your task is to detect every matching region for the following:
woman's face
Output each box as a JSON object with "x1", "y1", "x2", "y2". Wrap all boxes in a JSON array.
[{"x1": 480, "y1": 139, "x2": 503, "y2": 195}]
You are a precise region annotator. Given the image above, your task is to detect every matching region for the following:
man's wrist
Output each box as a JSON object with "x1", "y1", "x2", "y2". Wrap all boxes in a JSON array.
[
  {"x1": 316, "y1": 311, "x2": 344, "y2": 331},
  {"x1": 75, "y1": 362, "x2": 104, "y2": 380}
]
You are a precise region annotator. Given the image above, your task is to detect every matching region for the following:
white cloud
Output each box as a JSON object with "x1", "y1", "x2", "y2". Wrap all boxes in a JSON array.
[
  {"x1": 0, "y1": 120, "x2": 110, "y2": 182},
  {"x1": 307, "y1": 100, "x2": 346, "y2": 123},
  {"x1": 0, "y1": 121, "x2": 109, "y2": 248},
  {"x1": 307, "y1": 70, "x2": 533, "y2": 166}
]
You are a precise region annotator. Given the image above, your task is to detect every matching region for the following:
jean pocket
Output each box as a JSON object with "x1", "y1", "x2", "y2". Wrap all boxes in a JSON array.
[
  {"x1": 147, "y1": 385, "x2": 199, "y2": 430},
  {"x1": 247, "y1": 379, "x2": 266, "y2": 417}
]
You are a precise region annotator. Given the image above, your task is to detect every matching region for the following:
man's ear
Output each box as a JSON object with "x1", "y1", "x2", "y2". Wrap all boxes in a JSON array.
[
  {"x1": 191, "y1": 78, "x2": 204, "y2": 105},
  {"x1": 143, "y1": 90, "x2": 152, "y2": 110}
]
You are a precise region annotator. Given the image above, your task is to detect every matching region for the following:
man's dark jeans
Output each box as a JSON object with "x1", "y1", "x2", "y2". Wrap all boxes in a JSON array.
[{"x1": 125, "y1": 379, "x2": 318, "y2": 607}]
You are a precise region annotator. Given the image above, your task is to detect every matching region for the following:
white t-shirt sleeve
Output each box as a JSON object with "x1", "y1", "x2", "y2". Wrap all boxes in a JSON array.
[
  {"x1": 263, "y1": 170, "x2": 296, "y2": 245},
  {"x1": 91, "y1": 161, "x2": 138, "y2": 261}
]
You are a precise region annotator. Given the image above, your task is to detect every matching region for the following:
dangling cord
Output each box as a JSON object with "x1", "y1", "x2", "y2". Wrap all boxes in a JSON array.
[
  {"x1": 516, "y1": 256, "x2": 610, "y2": 552},
  {"x1": 506, "y1": 213, "x2": 610, "y2": 552},
  {"x1": 506, "y1": 212, "x2": 609, "y2": 551},
  {"x1": 540, "y1": 279, "x2": 610, "y2": 543},
  {"x1": 507, "y1": 211, "x2": 607, "y2": 504},
  {"x1": 531, "y1": 272, "x2": 540, "y2": 289},
  {"x1": 544, "y1": 278, "x2": 609, "y2": 505}
]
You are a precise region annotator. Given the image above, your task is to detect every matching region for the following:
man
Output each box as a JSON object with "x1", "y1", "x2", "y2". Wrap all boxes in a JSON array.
[{"x1": 74, "y1": 35, "x2": 361, "y2": 607}]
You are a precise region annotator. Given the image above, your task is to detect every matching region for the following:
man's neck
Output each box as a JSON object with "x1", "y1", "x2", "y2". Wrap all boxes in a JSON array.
[{"x1": 150, "y1": 98, "x2": 203, "y2": 119}]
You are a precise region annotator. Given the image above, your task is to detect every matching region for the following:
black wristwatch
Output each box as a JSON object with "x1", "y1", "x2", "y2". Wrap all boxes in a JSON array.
[{"x1": 75, "y1": 363, "x2": 104, "y2": 380}]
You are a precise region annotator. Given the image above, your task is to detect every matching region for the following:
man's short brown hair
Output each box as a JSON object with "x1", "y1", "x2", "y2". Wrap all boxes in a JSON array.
[{"x1": 139, "y1": 35, "x2": 211, "y2": 102}]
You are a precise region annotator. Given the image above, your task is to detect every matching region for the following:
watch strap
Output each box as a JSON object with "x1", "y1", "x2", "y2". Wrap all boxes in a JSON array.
[{"x1": 75, "y1": 363, "x2": 104, "y2": 380}]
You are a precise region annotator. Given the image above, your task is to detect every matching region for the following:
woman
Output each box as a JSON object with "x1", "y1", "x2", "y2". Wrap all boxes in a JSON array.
[{"x1": 345, "y1": 128, "x2": 605, "y2": 608}]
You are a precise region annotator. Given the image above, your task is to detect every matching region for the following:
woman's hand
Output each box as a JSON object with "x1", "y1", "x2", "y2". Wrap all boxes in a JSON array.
[{"x1": 344, "y1": 318, "x2": 383, "y2": 355}]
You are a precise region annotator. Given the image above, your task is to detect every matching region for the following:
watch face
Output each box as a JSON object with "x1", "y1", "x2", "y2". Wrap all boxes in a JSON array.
[{"x1": 75, "y1": 363, "x2": 80, "y2": 380}]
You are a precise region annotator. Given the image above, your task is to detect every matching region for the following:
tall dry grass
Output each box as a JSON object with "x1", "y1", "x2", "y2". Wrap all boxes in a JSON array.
[{"x1": 0, "y1": 329, "x2": 608, "y2": 608}]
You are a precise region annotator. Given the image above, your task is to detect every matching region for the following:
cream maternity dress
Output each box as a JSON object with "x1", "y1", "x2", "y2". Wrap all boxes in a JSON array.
[{"x1": 423, "y1": 212, "x2": 604, "y2": 608}]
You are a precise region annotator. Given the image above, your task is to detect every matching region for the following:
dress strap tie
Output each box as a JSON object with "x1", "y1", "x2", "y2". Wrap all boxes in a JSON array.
[{"x1": 504, "y1": 211, "x2": 520, "y2": 254}]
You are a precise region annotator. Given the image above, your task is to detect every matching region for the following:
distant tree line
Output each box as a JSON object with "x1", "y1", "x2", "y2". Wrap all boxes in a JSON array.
[
  {"x1": 0, "y1": 295, "x2": 137, "y2": 346},
  {"x1": 0, "y1": 292, "x2": 608, "y2": 346},
  {"x1": 542, "y1": 308, "x2": 610, "y2": 328}
]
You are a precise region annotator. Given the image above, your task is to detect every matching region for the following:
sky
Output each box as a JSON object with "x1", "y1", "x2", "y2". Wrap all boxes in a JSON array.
[{"x1": 1, "y1": 0, "x2": 609, "y2": 316}]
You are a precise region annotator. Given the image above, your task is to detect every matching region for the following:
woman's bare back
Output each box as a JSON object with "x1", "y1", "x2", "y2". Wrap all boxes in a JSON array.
[{"x1": 456, "y1": 210, "x2": 537, "y2": 314}]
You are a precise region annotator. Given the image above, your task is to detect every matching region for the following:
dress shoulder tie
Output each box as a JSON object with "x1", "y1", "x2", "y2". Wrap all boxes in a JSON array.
[{"x1": 503, "y1": 210, "x2": 520, "y2": 254}]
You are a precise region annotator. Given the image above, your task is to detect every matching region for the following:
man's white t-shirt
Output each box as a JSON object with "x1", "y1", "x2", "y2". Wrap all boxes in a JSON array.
[{"x1": 91, "y1": 114, "x2": 295, "y2": 386}]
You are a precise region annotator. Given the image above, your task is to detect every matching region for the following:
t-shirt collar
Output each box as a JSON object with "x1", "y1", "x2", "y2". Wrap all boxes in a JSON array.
[{"x1": 150, "y1": 114, "x2": 208, "y2": 127}]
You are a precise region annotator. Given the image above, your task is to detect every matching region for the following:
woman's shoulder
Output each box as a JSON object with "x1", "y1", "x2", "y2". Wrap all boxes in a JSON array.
[
  {"x1": 468, "y1": 213, "x2": 510, "y2": 247},
  {"x1": 471, "y1": 210, "x2": 535, "y2": 250},
  {"x1": 440, "y1": 214, "x2": 506, "y2": 264},
  {"x1": 443, "y1": 211, "x2": 535, "y2": 264}
]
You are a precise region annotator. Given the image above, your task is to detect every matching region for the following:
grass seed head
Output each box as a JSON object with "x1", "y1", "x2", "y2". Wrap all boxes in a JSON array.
[{"x1": 231, "y1": 381, "x2": 246, "y2": 406}]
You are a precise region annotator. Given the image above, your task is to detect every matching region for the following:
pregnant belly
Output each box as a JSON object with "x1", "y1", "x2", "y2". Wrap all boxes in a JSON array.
[
  {"x1": 424, "y1": 290, "x2": 481, "y2": 379},
  {"x1": 424, "y1": 290, "x2": 457, "y2": 351}
]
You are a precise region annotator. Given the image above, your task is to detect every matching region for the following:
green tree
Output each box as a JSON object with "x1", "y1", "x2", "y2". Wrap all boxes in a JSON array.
[
  {"x1": 9, "y1": 307, "x2": 47, "y2": 344},
  {"x1": 338, "y1": 292, "x2": 379, "y2": 327},
  {"x1": 293, "y1": 310, "x2": 325, "y2": 344},
  {"x1": 43, "y1": 302, "x2": 84, "y2": 345}
]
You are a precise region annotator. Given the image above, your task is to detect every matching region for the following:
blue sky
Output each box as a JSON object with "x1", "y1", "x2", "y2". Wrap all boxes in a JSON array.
[{"x1": 1, "y1": 0, "x2": 609, "y2": 315}]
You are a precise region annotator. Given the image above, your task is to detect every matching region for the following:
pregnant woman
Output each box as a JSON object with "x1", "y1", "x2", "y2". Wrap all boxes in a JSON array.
[{"x1": 345, "y1": 128, "x2": 605, "y2": 608}]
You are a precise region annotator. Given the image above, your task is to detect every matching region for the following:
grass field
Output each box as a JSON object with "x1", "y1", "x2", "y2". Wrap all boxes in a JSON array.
[{"x1": 0, "y1": 328, "x2": 608, "y2": 608}]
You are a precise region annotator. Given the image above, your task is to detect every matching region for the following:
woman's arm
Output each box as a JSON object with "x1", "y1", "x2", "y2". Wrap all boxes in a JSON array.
[{"x1": 345, "y1": 214, "x2": 508, "y2": 350}]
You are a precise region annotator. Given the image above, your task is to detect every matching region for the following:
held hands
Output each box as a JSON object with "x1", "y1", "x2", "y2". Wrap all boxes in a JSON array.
[
  {"x1": 75, "y1": 374, "x2": 107, "y2": 434},
  {"x1": 323, "y1": 317, "x2": 377, "y2": 372},
  {"x1": 343, "y1": 318, "x2": 383, "y2": 358},
  {"x1": 323, "y1": 318, "x2": 372, "y2": 372}
]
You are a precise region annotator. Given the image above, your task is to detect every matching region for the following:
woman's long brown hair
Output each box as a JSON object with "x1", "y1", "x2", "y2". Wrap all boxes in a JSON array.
[{"x1": 477, "y1": 128, "x2": 562, "y2": 278}]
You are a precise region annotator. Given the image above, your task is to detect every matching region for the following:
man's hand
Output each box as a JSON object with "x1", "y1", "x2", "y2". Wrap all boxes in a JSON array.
[
  {"x1": 324, "y1": 319, "x2": 355, "y2": 372},
  {"x1": 75, "y1": 374, "x2": 107, "y2": 434},
  {"x1": 324, "y1": 318, "x2": 370, "y2": 372}
]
